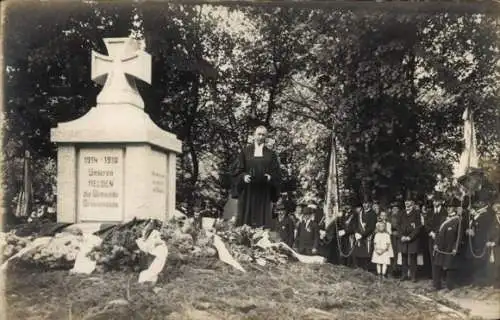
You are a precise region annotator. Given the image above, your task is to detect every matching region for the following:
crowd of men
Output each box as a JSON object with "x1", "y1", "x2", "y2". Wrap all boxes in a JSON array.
[
  {"x1": 276, "y1": 191, "x2": 500, "y2": 291},
  {"x1": 229, "y1": 125, "x2": 499, "y2": 290}
]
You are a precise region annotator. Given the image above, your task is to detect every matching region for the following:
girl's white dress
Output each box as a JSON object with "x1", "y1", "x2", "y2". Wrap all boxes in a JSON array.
[{"x1": 371, "y1": 232, "x2": 394, "y2": 265}]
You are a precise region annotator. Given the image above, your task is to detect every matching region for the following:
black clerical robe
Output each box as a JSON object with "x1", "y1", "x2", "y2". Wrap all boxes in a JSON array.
[{"x1": 233, "y1": 144, "x2": 281, "y2": 229}]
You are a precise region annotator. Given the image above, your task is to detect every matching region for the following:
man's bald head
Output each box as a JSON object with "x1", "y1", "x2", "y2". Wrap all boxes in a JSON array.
[{"x1": 255, "y1": 125, "x2": 268, "y2": 134}]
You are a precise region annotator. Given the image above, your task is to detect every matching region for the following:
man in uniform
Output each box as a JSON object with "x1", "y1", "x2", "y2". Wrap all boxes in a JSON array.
[
  {"x1": 465, "y1": 193, "x2": 495, "y2": 285},
  {"x1": 425, "y1": 193, "x2": 448, "y2": 280},
  {"x1": 486, "y1": 199, "x2": 500, "y2": 288},
  {"x1": 432, "y1": 197, "x2": 463, "y2": 291},
  {"x1": 418, "y1": 198, "x2": 432, "y2": 278},
  {"x1": 398, "y1": 196, "x2": 423, "y2": 282},
  {"x1": 352, "y1": 198, "x2": 377, "y2": 271},
  {"x1": 336, "y1": 204, "x2": 357, "y2": 267},
  {"x1": 390, "y1": 201, "x2": 402, "y2": 277},
  {"x1": 295, "y1": 205, "x2": 320, "y2": 255}
]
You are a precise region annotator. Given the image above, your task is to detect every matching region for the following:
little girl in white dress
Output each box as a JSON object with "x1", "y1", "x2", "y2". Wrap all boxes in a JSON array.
[{"x1": 371, "y1": 221, "x2": 394, "y2": 278}]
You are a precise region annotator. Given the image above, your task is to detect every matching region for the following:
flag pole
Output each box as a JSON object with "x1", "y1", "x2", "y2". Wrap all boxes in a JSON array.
[
  {"x1": 332, "y1": 131, "x2": 340, "y2": 217},
  {"x1": 23, "y1": 150, "x2": 32, "y2": 217},
  {"x1": 467, "y1": 108, "x2": 471, "y2": 173},
  {"x1": 325, "y1": 125, "x2": 340, "y2": 226}
]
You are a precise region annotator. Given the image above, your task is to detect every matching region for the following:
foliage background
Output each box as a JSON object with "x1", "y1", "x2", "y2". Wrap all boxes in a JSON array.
[{"x1": 2, "y1": 2, "x2": 499, "y2": 218}]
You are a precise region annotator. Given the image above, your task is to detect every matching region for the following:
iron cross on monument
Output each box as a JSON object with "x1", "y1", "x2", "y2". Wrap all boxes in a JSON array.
[{"x1": 91, "y1": 37, "x2": 151, "y2": 109}]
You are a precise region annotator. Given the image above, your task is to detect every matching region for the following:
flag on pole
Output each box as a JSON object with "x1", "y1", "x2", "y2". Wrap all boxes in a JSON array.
[
  {"x1": 324, "y1": 131, "x2": 340, "y2": 226},
  {"x1": 453, "y1": 107, "x2": 479, "y2": 179},
  {"x1": 15, "y1": 151, "x2": 32, "y2": 218}
]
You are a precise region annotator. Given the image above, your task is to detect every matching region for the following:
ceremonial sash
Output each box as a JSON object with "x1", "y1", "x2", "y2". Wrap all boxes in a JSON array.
[
  {"x1": 490, "y1": 216, "x2": 500, "y2": 263},
  {"x1": 367, "y1": 233, "x2": 373, "y2": 253},
  {"x1": 357, "y1": 211, "x2": 372, "y2": 252},
  {"x1": 471, "y1": 206, "x2": 488, "y2": 223},
  {"x1": 356, "y1": 212, "x2": 364, "y2": 247},
  {"x1": 345, "y1": 214, "x2": 353, "y2": 228},
  {"x1": 439, "y1": 215, "x2": 459, "y2": 233},
  {"x1": 305, "y1": 218, "x2": 313, "y2": 232},
  {"x1": 359, "y1": 211, "x2": 365, "y2": 232},
  {"x1": 468, "y1": 207, "x2": 487, "y2": 232},
  {"x1": 349, "y1": 234, "x2": 355, "y2": 249}
]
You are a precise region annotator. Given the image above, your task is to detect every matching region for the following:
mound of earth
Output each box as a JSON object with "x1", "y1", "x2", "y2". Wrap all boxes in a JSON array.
[{"x1": 4, "y1": 260, "x2": 469, "y2": 320}]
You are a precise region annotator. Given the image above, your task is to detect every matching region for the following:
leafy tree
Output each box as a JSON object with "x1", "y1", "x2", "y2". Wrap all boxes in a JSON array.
[{"x1": 3, "y1": 3, "x2": 499, "y2": 219}]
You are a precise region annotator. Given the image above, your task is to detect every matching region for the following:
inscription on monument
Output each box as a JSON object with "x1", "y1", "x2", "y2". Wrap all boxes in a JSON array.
[
  {"x1": 150, "y1": 150, "x2": 167, "y2": 215},
  {"x1": 78, "y1": 148, "x2": 123, "y2": 221}
]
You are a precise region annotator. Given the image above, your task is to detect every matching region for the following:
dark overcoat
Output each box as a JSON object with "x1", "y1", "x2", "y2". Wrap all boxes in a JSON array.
[
  {"x1": 278, "y1": 215, "x2": 296, "y2": 248},
  {"x1": 398, "y1": 208, "x2": 423, "y2": 254},
  {"x1": 466, "y1": 207, "x2": 495, "y2": 261},
  {"x1": 352, "y1": 209, "x2": 377, "y2": 258},
  {"x1": 433, "y1": 215, "x2": 462, "y2": 269},
  {"x1": 488, "y1": 215, "x2": 500, "y2": 272},
  {"x1": 337, "y1": 212, "x2": 356, "y2": 257},
  {"x1": 295, "y1": 219, "x2": 320, "y2": 255},
  {"x1": 424, "y1": 207, "x2": 448, "y2": 257}
]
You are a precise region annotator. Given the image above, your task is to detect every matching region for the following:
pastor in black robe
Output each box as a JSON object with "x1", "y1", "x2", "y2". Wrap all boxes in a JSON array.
[{"x1": 233, "y1": 144, "x2": 281, "y2": 229}]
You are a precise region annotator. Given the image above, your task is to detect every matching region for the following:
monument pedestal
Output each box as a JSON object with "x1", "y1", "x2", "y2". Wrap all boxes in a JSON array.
[
  {"x1": 51, "y1": 37, "x2": 182, "y2": 224},
  {"x1": 52, "y1": 104, "x2": 181, "y2": 223}
]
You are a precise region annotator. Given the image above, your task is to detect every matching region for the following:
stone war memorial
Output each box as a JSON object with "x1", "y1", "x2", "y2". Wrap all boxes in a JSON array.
[{"x1": 51, "y1": 37, "x2": 182, "y2": 224}]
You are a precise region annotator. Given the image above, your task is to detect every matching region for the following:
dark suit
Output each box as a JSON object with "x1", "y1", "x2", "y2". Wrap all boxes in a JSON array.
[
  {"x1": 318, "y1": 219, "x2": 339, "y2": 263},
  {"x1": 398, "y1": 208, "x2": 422, "y2": 280},
  {"x1": 425, "y1": 207, "x2": 447, "y2": 278},
  {"x1": 466, "y1": 207, "x2": 495, "y2": 285},
  {"x1": 432, "y1": 215, "x2": 462, "y2": 290},
  {"x1": 487, "y1": 215, "x2": 500, "y2": 288},
  {"x1": 352, "y1": 209, "x2": 377, "y2": 270},
  {"x1": 278, "y1": 215, "x2": 296, "y2": 248},
  {"x1": 295, "y1": 218, "x2": 320, "y2": 255},
  {"x1": 390, "y1": 213, "x2": 401, "y2": 275},
  {"x1": 337, "y1": 212, "x2": 356, "y2": 266}
]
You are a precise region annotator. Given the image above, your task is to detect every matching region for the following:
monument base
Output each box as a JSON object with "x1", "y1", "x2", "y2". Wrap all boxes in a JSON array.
[{"x1": 55, "y1": 142, "x2": 177, "y2": 224}]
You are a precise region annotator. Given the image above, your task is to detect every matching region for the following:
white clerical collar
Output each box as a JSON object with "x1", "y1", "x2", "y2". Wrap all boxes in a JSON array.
[{"x1": 254, "y1": 143, "x2": 264, "y2": 157}]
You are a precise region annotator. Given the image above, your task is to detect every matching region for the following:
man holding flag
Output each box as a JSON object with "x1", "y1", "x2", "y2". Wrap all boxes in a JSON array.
[
  {"x1": 352, "y1": 196, "x2": 377, "y2": 270},
  {"x1": 453, "y1": 107, "x2": 498, "y2": 286}
]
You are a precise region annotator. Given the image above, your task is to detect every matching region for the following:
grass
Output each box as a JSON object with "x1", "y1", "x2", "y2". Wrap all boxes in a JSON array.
[{"x1": 2, "y1": 256, "x2": 472, "y2": 320}]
